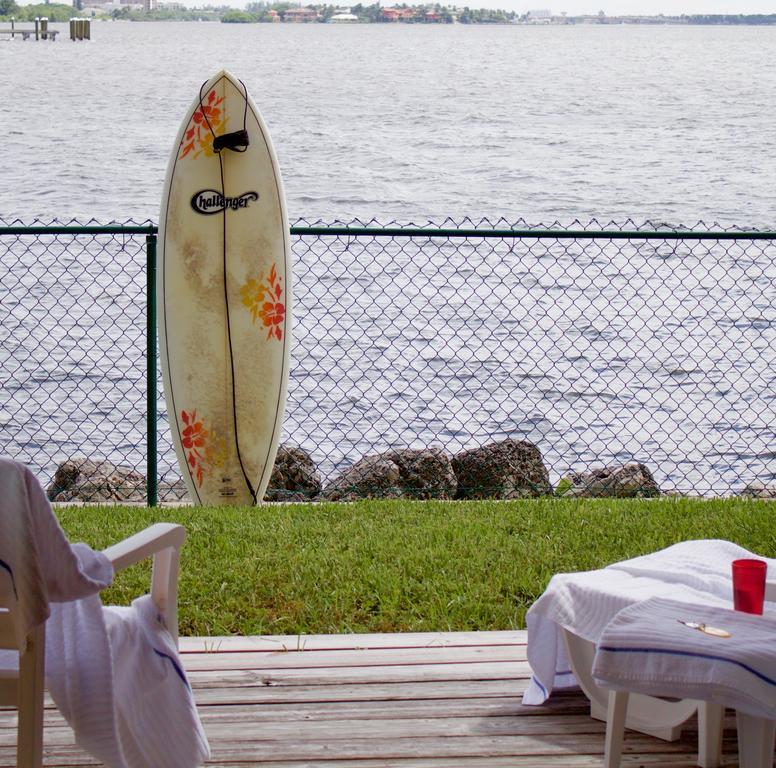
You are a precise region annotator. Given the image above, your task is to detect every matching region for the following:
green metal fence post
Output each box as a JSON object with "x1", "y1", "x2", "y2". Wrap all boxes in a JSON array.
[{"x1": 146, "y1": 234, "x2": 158, "y2": 507}]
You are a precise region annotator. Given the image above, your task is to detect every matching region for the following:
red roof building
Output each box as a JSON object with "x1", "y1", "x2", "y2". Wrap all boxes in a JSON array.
[
  {"x1": 283, "y1": 7, "x2": 320, "y2": 22},
  {"x1": 381, "y1": 6, "x2": 415, "y2": 21}
]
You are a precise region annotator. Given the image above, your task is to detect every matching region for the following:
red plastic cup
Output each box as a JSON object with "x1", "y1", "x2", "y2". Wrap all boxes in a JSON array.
[{"x1": 732, "y1": 559, "x2": 767, "y2": 615}]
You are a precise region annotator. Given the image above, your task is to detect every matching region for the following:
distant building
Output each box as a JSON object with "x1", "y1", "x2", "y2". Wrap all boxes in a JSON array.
[
  {"x1": 526, "y1": 8, "x2": 551, "y2": 20},
  {"x1": 329, "y1": 9, "x2": 359, "y2": 22},
  {"x1": 381, "y1": 6, "x2": 414, "y2": 21},
  {"x1": 282, "y1": 7, "x2": 319, "y2": 21}
]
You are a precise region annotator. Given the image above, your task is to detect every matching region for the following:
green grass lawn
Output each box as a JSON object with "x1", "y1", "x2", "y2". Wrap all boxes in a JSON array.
[{"x1": 56, "y1": 498, "x2": 775, "y2": 637}]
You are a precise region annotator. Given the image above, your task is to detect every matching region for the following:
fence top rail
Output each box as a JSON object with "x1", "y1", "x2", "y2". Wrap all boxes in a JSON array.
[
  {"x1": 289, "y1": 226, "x2": 776, "y2": 241},
  {"x1": 1, "y1": 223, "x2": 775, "y2": 241},
  {"x1": 0, "y1": 225, "x2": 158, "y2": 236}
]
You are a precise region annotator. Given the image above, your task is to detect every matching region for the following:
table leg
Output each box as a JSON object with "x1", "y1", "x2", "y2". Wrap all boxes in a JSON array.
[
  {"x1": 735, "y1": 711, "x2": 776, "y2": 768},
  {"x1": 604, "y1": 690, "x2": 629, "y2": 768}
]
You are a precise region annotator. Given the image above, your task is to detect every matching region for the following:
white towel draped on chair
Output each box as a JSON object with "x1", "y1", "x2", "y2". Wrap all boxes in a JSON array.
[
  {"x1": 102, "y1": 595, "x2": 210, "y2": 768},
  {"x1": 523, "y1": 539, "x2": 776, "y2": 705},
  {"x1": 0, "y1": 458, "x2": 209, "y2": 767},
  {"x1": 0, "y1": 457, "x2": 113, "y2": 647}
]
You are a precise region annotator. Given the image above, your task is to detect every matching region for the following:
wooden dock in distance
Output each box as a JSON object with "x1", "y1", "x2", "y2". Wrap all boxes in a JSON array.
[
  {"x1": 0, "y1": 28, "x2": 59, "y2": 40},
  {"x1": 0, "y1": 630, "x2": 757, "y2": 765},
  {"x1": 0, "y1": 17, "x2": 91, "y2": 40},
  {"x1": 0, "y1": 17, "x2": 58, "y2": 40}
]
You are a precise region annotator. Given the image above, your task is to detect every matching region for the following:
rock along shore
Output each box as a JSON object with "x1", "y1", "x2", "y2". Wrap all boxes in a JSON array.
[{"x1": 46, "y1": 438, "x2": 776, "y2": 504}]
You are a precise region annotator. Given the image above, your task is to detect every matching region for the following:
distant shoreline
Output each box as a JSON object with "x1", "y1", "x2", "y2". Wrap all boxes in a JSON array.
[
  {"x1": 174, "y1": 13, "x2": 776, "y2": 26},
  {"x1": 101, "y1": 16, "x2": 776, "y2": 26},
  {"x1": 8, "y1": 4, "x2": 776, "y2": 27}
]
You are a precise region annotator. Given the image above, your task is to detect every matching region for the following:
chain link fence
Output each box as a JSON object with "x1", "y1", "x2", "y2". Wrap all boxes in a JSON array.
[
  {"x1": 0, "y1": 222, "x2": 155, "y2": 501},
  {"x1": 1, "y1": 218, "x2": 774, "y2": 501}
]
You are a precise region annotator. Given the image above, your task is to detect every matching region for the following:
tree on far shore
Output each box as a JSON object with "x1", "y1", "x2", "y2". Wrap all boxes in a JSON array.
[{"x1": 2, "y1": 2, "x2": 77, "y2": 20}]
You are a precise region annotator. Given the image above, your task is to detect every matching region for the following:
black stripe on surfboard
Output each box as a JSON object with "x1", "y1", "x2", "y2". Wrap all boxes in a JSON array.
[{"x1": 216, "y1": 77, "x2": 258, "y2": 504}]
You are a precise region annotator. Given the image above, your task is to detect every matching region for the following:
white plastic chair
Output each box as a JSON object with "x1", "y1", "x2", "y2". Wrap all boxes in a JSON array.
[
  {"x1": 600, "y1": 580, "x2": 776, "y2": 768},
  {"x1": 562, "y1": 628, "x2": 701, "y2": 741},
  {"x1": 604, "y1": 690, "x2": 775, "y2": 768},
  {"x1": 0, "y1": 522, "x2": 186, "y2": 768}
]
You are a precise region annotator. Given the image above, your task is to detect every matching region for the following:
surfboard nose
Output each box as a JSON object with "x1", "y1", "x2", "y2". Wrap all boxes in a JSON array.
[{"x1": 206, "y1": 69, "x2": 241, "y2": 89}]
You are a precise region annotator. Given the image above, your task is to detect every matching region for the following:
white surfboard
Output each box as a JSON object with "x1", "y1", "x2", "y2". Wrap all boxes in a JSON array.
[{"x1": 159, "y1": 70, "x2": 291, "y2": 506}]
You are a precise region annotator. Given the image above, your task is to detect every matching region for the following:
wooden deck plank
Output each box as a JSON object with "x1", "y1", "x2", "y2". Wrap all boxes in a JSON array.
[
  {"x1": 195, "y1": 695, "x2": 593, "y2": 721},
  {"x1": 0, "y1": 695, "x2": 591, "y2": 729},
  {"x1": 0, "y1": 631, "x2": 764, "y2": 767},
  {"x1": 182, "y1": 644, "x2": 528, "y2": 671},
  {"x1": 185, "y1": 660, "x2": 532, "y2": 687},
  {"x1": 140, "y1": 733, "x2": 722, "y2": 760},
  {"x1": 179, "y1": 631, "x2": 526, "y2": 654},
  {"x1": 0, "y1": 748, "x2": 743, "y2": 768},
  {"x1": 0, "y1": 713, "x2": 611, "y2": 746},
  {"x1": 189, "y1": 679, "x2": 530, "y2": 705},
  {"x1": 198, "y1": 758, "x2": 738, "y2": 768},
  {"x1": 0, "y1": 734, "x2": 712, "y2": 762}
]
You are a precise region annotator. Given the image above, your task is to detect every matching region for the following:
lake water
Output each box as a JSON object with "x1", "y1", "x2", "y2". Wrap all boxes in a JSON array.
[
  {"x1": 4, "y1": 22, "x2": 776, "y2": 224},
  {"x1": 1, "y1": 22, "x2": 775, "y2": 495}
]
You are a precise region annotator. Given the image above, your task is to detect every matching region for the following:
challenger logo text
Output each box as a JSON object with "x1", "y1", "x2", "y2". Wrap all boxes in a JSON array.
[{"x1": 191, "y1": 190, "x2": 259, "y2": 215}]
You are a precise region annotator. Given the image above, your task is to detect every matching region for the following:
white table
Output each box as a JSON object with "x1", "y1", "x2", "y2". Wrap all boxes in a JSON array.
[
  {"x1": 524, "y1": 540, "x2": 776, "y2": 768},
  {"x1": 591, "y1": 597, "x2": 776, "y2": 768}
]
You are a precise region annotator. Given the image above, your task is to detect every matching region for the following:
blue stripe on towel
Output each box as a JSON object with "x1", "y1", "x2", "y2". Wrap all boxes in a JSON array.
[
  {"x1": 153, "y1": 648, "x2": 190, "y2": 689},
  {"x1": 598, "y1": 645, "x2": 776, "y2": 688},
  {"x1": 0, "y1": 559, "x2": 18, "y2": 599}
]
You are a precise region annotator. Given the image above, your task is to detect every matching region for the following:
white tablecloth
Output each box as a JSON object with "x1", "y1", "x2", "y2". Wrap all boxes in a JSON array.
[{"x1": 593, "y1": 596, "x2": 776, "y2": 720}]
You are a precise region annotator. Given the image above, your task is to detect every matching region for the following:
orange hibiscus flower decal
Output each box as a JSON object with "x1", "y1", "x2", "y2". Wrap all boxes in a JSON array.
[
  {"x1": 181, "y1": 409, "x2": 224, "y2": 487},
  {"x1": 179, "y1": 89, "x2": 227, "y2": 160},
  {"x1": 240, "y1": 263, "x2": 285, "y2": 341}
]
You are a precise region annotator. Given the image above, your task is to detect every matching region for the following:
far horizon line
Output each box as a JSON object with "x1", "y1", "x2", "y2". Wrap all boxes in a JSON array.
[{"x1": 11, "y1": 1, "x2": 776, "y2": 12}]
